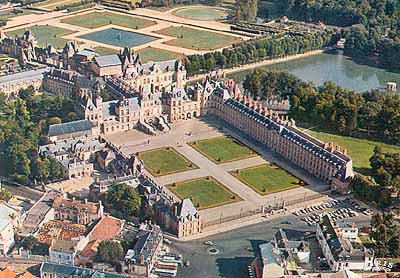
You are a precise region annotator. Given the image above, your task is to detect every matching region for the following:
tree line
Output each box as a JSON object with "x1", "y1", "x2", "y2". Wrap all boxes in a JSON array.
[
  {"x1": 242, "y1": 70, "x2": 400, "y2": 144},
  {"x1": 0, "y1": 87, "x2": 77, "y2": 185},
  {"x1": 185, "y1": 29, "x2": 336, "y2": 76},
  {"x1": 275, "y1": 0, "x2": 400, "y2": 71}
]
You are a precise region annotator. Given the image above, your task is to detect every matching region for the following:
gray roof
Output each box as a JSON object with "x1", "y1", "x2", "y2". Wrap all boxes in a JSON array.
[
  {"x1": 95, "y1": 55, "x2": 121, "y2": 67},
  {"x1": 178, "y1": 199, "x2": 198, "y2": 221},
  {"x1": 0, "y1": 67, "x2": 49, "y2": 87},
  {"x1": 40, "y1": 262, "x2": 131, "y2": 278},
  {"x1": 48, "y1": 120, "x2": 94, "y2": 137}
]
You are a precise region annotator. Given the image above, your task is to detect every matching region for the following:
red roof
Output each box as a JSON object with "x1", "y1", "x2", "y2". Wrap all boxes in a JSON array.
[
  {"x1": 88, "y1": 215, "x2": 124, "y2": 242},
  {"x1": 0, "y1": 268, "x2": 15, "y2": 278}
]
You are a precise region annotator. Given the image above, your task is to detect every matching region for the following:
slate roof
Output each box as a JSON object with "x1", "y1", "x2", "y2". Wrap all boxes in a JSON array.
[
  {"x1": 40, "y1": 262, "x2": 131, "y2": 278},
  {"x1": 126, "y1": 224, "x2": 162, "y2": 264},
  {"x1": 177, "y1": 199, "x2": 199, "y2": 222},
  {"x1": 95, "y1": 55, "x2": 121, "y2": 67},
  {"x1": 48, "y1": 120, "x2": 94, "y2": 137}
]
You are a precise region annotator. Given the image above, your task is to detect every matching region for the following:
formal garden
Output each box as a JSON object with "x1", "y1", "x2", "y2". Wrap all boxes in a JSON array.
[
  {"x1": 173, "y1": 6, "x2": 230, "y2": 21},
  {"x1": 137, "y1": 147, "x2": 197, "y2": 176},
  {"x1": 230, "y1": 163, "x2": 302, "y2": 195},
  {"x1": 166, "y1": 176, "x2": 241, "y2": 209},
  {"x1": 155, "y1": 26, "x2": 239, "y2": 50},
  {"x1": 137, "y1": 47, "x2": 182, "y2": 63},
  {"x1": 189, "y1": 136, "x2": 257, "y2": 164}
]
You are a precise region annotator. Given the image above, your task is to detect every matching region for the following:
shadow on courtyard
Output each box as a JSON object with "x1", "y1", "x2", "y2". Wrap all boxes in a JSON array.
[{"x1": 216, "y1": 256, "x2": 255, "y2": 278}]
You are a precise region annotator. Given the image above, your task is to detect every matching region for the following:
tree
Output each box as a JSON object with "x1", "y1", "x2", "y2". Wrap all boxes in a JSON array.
[
  {"x1": 100, "y1": 183, "x2": 142, "y2": 218},
  {"x1": 97, "y1": 240, "x2": 124, "y2": 263},
  {"x1": 0, "y1": 188, "x2": 12, "y2": 202}
]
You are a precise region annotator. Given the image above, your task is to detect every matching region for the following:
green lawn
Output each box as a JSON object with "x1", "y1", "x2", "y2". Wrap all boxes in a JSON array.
[
  {"x1": 137, "y1": 147, "x2": 197, "y2": 176},
  {"x1": 33, "y1": 0, "x2": 81, "y2": 10},
  {"x1": 61, "y1": 12, "x2": 155, "y2": 29},
  {"x1": 301, "y1": 129, "x2": 400, "y2": 175},
  {"x1": 189, "y1": 136, "x2": 257, "y2": 163},
  {"x1": 94, "y1": 46, "x2": 119, "y2": 55},
  {"x1": 5, "y1": 25, "x2": 74, "y2": 49},
  {"x1": 0, "y1": 9, "x2": 39, "y2": 21},
  {"x1": 156, "y1": 26, "x2": 239, "y2": 50},
  {"x1": 137, "y1": 47, "x2": 182, "y2": 63},
  {"x1": 174, "y1": 6, "x2": 229, "y2": 21},
  {"x1": 231, "y1": 164, "x2": 301, "y2": 195},
  {"x1": 166, "y1": 177, "x2": 241, "y2": 209}
]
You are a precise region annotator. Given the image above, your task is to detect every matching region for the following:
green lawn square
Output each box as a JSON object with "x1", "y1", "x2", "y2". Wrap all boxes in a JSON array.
[
  {"x1": 137, "y1": 47, "x2": 182, "y2": 63},
  {"x1": 5, "y1": 25, "x2": 75, "y2": 49},
  {"x1": 61, "y1": 12, "x2": 155, "y2": 29},
  {"x1": 189, "y1": 136, "x2": 257, "y2": 163},
  {"x1": 231, "y1": 163, "x2": 301, "y2": 195},
  {"x1": 156, "y1": 26, "x2": 239, "y2": 50},
  {"x1": 137, "y1": 147, "x2": 197, "y2": 176},
  {"x1": 166, "y1": 177, "x2": 241, "y2": 209}
]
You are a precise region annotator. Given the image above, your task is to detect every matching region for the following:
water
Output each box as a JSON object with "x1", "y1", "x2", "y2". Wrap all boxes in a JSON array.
[
  {"x1": 79, "y1": 28, "x2": 159, "y2": 48},
  {"x1": 228, "y1": 51, "x2": 400, "y2": 93}
]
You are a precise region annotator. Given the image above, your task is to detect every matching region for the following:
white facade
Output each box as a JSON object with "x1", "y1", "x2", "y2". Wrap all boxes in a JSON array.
[{"x1": 0, "y1": 202, "x2": 22, "y2": 256}]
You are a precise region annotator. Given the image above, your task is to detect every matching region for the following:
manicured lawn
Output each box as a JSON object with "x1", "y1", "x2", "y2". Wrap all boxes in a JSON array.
[
  {"x1": 33, "y1": 0, "x2": 81, "y2": 10},
  {"x1": 137, "y1": 147, "x2": 197, "y2": 176},
  {"x1": 301, "y1": 129, "x2": 400, "y2": 175},
  {"x1": 5, "y1": 25, "x2": 75, "y2": 49},
  {"x1": 189, "y1": 136, "x2": 257, "y2": 163},
  {"x1": 174, "y1": 6, "x2": 229, "y2": 21},
  {"x1": 61, "y1": 12, "x2": 155, "y2": 29},
  {"x1": 231, "y1": 164, "x2": 301, "y2": 195},
  {"x1": 156, "y1": 26, "x2": 239, "y2": 50},
  {"x1": 166, "y1": 177, "x2": 241, "y2": 209},
  {"x1": 137, "y1": 47, "x2": 182, "y2": 63},
  {"x1": 0, "y1": 9, "x2": 38, "y2": 20},
  {"x1": 93, "y1": 46, "x2": 119, "y2": 55}
]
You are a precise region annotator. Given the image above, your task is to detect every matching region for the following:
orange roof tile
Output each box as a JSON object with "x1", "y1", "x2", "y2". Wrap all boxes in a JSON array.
[
  {"x1": 0, "y1": 267, "x2": 15, "y2": 278},
  {"x1": 53, "y1": 195, "x2": 100, "y2": 214},
  {"x1": 16, "y1": 272, "x2": 32, "y2": 278},
  {"x1": 88, "y1": 215, "x2": 123, "y2": 242}
]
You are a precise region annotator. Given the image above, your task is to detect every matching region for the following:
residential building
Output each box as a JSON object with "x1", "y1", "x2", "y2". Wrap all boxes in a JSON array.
[
  {"x1": 0, "y1": 202, "x2": 23, "y2": 255},
  {"x1": 39, "y1": 262, "x2": 132, "y2": 278},
  {"x1": 316, "y1": 215, "x2": 374, "y2": 272},
  {"x1": 274, "y1": 229, "x2": 310, "y2": 264},
  {"x1": 90, "y1": 55, "x2": 122, "y2": 77},
  {"x1": 124, "y1": 223, "x2": 163, "y2": 277},
  {"x1": 52, "y1": 194, "x2": 104, "y2": 225},
  {"x1": 49, "y1": 239, "x2": 81, "y2": 266},
  {"x1": 0, "y1": 267, "x2": 33, "y2": 278}
]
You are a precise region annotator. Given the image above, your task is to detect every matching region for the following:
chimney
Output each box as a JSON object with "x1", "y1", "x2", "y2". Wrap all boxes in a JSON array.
[
  {"x1": 140, "y1": 254, "x2": 145, "y2": 265},
  {"x1": 343, "y1": 149, "x2": 348, "y2": 156},
  {"x1": 84, "y1": 198, "x2": 88, "y2": 204}
]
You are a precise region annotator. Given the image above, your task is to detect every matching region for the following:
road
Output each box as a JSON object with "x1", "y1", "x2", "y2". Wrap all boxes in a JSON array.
[{"x1": 1, "y1": 180, "x2": 43, "y2": 202}]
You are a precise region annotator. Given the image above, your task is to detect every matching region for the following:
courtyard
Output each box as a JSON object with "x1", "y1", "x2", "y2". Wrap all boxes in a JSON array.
[
  {"x1": 61, "y1": 11, "x2": 155, "y2": 29},
  {"x1": 230, "y1": 163, "x2": 301, "y2": 195},
  {"x1": 155, "y1": 26, "x2": 240, "y2": 50},
  {"x1": 189, "y1": 136, "x2": 257, "y2": 164},
  {"x1": 137, "y1": 147, "x2": 197, "y2": 176},
  {"x1": 166, "y1": 176, "x2": 241, "y2": 209}
]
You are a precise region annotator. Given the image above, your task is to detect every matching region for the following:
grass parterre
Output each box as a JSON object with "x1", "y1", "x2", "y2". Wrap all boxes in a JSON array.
[
  {"x1": 231, "y1": 163, "x2": 302, "y2": 195},
  {"x1": 137, "y1": 147, "x2": 197, "y2": 176},
  {"x1": 189, "y1": 136, "x2": 257, "y2": 164},
  {"x1": 155, "y1": 26, "x2": 239, "y2": 51},
  {"x1": 61, "y1": 11, "x2": 155, "y2": 29},
  {"x1": 137, "y1": 47, "x2": 182, "y2": 63},
  {"x1": 166, "y1": 176, "x2": 241, "y2": 209}
]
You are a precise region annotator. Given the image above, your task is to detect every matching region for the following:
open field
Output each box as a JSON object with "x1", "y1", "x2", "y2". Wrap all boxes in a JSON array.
[
  {"x1": 137, "y1": 147, "x2": 197, "y2": 176},
  {"x1": 5, "y1": 25, "x2": 75, "y2": 49},
  {"x1": 302, "y1": 129, "x2": 400, "y2": 175},
  {"x1": 166, "y1": 177, "x2": 241, "y2": 209},
  {"x1": 61, "y1": 11, "x2": 155, "y2": 29},
  {"x1": 230, "y1": 163, "x2": 300, "y2": 196},
  {"x1": 173, "y1": 6, "x2": 229, "y2": 21},
  {"x1": 155, "y1": 26, "x2": 239, "y2": 50},
  {"x1": 137, "y1": 47, "x2": 182, "y2": 63},
  {"x1": 189, "y1": 136, "x2": 257, "y2": 164},
  {"x1": 93, "y1": 46, "x2": 119, "y2": 55}
]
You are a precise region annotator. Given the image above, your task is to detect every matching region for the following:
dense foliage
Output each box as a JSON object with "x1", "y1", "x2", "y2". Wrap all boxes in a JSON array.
[
  {"x1": 185, "y1": 30, "x2": 336, "y2": 76},
  {"x1": 99, "y1": 183, "x2": 142, "y2": 219},
  {"x1": 0, "y1": 188, "x2": 12, "y2": 202},
  {"x1": 276, "y1": 0, "x2": 400, "y2": 70},
  {"x1": 370, "y1": 146, "x2": 400, "y2": 188},
  {"x1": 242, "y1": 70, "x2": 400, "y2": 143},
  {"x1": 370, "y1": 213, "x2": 400, "y2": 257},
  {"x1": 0, "y1": 87, "x2": 75, "y2": 184},
  {"x1": 97, "y1": 240, "x2": 124, "y2": 263},
  {"x1": 235, "y1": 0, "x2": 257, "y2": 21}
]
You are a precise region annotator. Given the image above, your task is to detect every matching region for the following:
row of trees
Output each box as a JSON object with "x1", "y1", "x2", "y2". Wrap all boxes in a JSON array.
[
  {"x1": 242, "y1": 70, "x2": 400, "y2": 144},
  {"x1": 0, "y1": 87, "x2": 76, "y2": 185},
  {"x1": 185, "y1": 29, "x2": 336, "y2": 76},
  {"x1": 276, "y1": 0, "x2": 400, "y2": 71},
  {"x1": 370, "y1": 213, "x2": 400, "y2": 258}
]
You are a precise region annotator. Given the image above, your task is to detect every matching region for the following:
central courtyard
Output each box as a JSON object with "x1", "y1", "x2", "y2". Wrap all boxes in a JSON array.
[{"x1": 79, "y1": 28, "x2": 160, "y2": 48}]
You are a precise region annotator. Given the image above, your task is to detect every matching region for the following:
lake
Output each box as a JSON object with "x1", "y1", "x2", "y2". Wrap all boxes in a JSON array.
[{"x1": 228, "y1": 51, "x2": 400, "y2": 93}]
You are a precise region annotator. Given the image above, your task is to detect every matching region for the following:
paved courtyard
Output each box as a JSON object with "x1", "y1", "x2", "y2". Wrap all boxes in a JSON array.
[{"x1": 107, "y1": 117, "x2": 330, "y2": 224}]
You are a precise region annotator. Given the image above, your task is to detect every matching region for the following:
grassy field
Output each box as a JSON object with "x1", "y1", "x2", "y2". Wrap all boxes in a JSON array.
[
  {"x1": 137, "y1": 147, "x2": 197, "y2": 176},
  {"x1": 166, "y1": 177, "x2": 241, "y2": 209},
  {"x1": 33, "y1": 0, "x2": 81, "y2": 10},
  {"x1": 189, "y1": 136, "x2": 257, "y2": 163},
  {"x1": 0, "y1": 9, "x2": 38, "y2": 21},
  {"x1": 302, "y1": 129, "x2": 400, "y2": 175},
  {"x1": 231, "y1": 163, "x2": 301, "y2": 195},
  {"x1": 137, "y1": 47, "x2": 182, "y2": 63},
  {"x1": 62, "y1": 12, "x2": 155, "y2": 29},
  {"x1": 93, "y1": 47, "x2": 119, "y2": 55},
  {"x1": 156, "y1": 26, "x2": 239, "y2": 50},
  {"x1": 5, "y1": 25, "x2": 75, "y2": 49},
  {"x1": 174, "y1": 6, "x2": 229, "y2": 21}
]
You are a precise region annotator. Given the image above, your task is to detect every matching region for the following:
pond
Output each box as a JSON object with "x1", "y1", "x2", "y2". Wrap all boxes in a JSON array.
[{"x1": 228, "y1": 50, "x2": 400, "y2": 93}]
